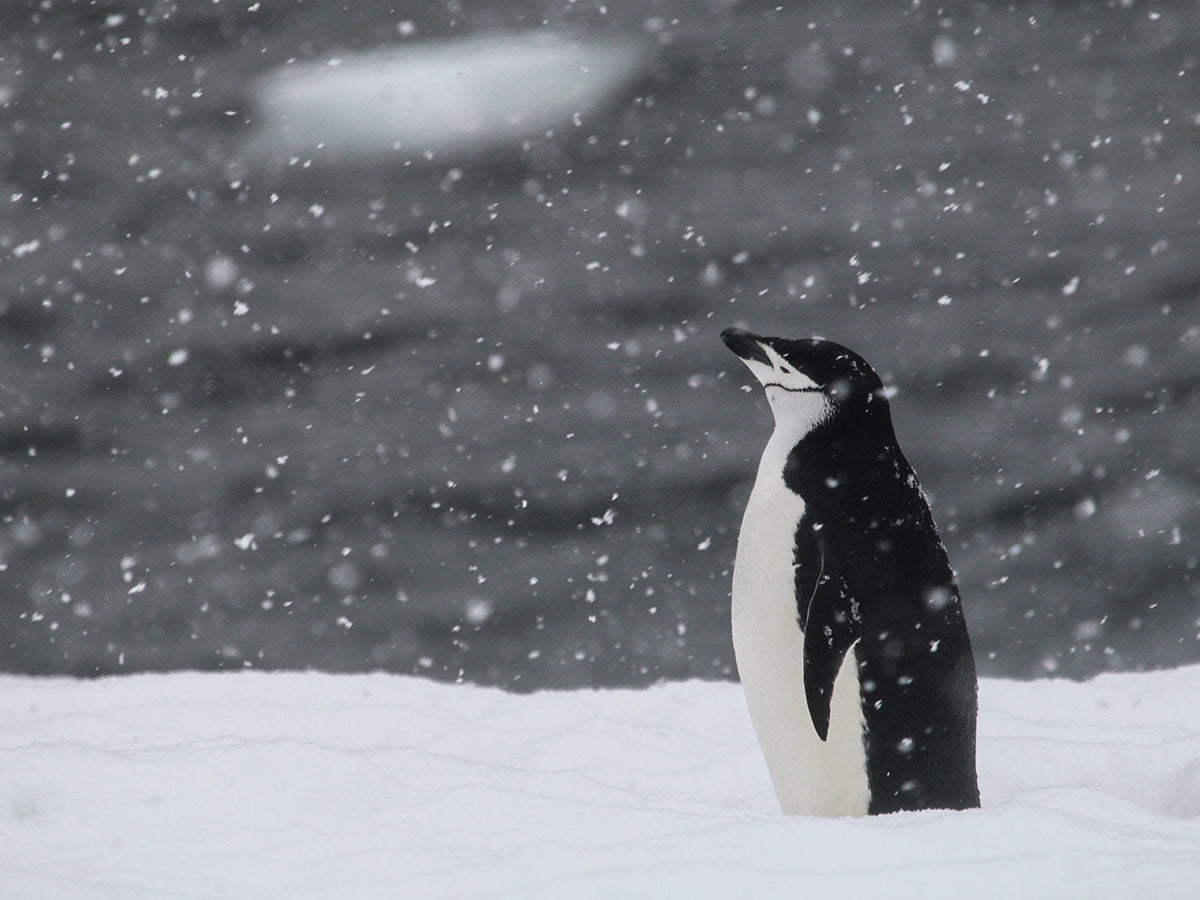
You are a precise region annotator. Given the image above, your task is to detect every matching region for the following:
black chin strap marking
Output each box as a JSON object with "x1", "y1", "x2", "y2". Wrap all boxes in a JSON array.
[{"x1": 766, "y1": 383, "x2": 824, "y2": 394}]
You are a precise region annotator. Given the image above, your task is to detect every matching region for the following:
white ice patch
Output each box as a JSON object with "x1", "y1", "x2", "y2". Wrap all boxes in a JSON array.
[{"x1": 243, "y1": 33, "x2": 655, "y2": 164}]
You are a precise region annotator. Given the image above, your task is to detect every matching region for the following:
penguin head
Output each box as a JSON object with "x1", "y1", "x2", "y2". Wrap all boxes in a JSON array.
[{"x1": 721, "y1": 327, "x2": 888, "y2": 432}]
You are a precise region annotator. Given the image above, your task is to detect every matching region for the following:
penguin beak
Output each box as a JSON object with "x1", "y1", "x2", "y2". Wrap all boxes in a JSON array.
[{"x1": 721, "y1": 327, "x2": 771, "y2": 366}]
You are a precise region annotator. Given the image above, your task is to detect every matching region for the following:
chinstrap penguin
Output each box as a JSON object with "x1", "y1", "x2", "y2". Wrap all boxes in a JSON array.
[{"x1": 721, "y1": 326, "x2": 980, "y2": 817}]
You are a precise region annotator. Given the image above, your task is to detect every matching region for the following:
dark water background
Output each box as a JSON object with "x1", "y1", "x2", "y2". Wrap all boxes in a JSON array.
[{"x1": 2, "y1": 0, "x2": 1198, "y2": 688}]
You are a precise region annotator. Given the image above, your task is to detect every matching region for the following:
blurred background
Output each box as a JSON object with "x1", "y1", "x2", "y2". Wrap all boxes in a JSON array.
[{"x1": 1, "y1": 0, "x2": 1198, "y2": 689}]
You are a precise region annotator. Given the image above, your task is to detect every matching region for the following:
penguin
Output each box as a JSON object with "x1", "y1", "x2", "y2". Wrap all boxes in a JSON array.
[{"x1": 721, "y1": 326, "x2": 980, "y2": 817}]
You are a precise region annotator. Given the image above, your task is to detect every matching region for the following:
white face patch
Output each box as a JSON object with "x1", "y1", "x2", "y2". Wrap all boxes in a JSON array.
[
  {"x1": 739, "y1": 342, "x2": 819, "y2": 391},
  {"x1": 737, "y1": 342, "x2": 832, "y2": 438}
]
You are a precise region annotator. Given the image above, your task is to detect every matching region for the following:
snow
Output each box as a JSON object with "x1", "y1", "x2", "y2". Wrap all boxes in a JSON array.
[{"x1": 3, "y1": 667, "x2": 1199, "y2": 898}]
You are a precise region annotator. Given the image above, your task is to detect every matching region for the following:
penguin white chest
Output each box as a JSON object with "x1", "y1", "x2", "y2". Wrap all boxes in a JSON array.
[{"x1": 731, "y1": 439, "x2": 869, "y2": 817}]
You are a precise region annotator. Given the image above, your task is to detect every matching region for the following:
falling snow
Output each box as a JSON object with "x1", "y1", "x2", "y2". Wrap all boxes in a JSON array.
[{"x1": 1, "y1": 0, "x2": 1198, "y2": 695}]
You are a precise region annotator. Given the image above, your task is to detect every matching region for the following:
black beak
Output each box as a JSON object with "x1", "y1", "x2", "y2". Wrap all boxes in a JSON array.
[{"x1": 721, "y1": 327, "x2": 771, "y2": 366}]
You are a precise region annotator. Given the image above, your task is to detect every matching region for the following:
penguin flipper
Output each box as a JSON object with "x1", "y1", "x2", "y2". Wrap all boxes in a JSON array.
[{"x1": 801, "y1": 572, "x2": 861, "y2": 742}]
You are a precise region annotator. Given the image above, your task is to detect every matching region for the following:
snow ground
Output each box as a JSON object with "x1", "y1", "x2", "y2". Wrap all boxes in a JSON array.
[{"x1": 2, "y1": 667, "x2": 1199, "y2": 899}]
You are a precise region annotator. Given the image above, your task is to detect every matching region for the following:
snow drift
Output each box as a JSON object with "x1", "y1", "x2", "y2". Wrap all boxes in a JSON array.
[{"x1": 3, "y1": 667, "x2": 1199, "y2": 898}]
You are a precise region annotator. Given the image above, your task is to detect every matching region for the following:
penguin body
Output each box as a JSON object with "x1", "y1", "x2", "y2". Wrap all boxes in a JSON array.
[{"x1": 722, "y1": 327, "x2": 980, "y2": 816}]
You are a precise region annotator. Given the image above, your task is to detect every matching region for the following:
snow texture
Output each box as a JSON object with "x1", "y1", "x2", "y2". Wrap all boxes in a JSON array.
[{"x1": 3, "y1": 667, "x2": 1199, "y2": 899}]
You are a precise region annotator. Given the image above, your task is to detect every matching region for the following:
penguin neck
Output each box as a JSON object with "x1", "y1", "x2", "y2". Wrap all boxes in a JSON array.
[
  {"x1": 781, "y1": 409, "x2": 910, "y2": 504},
  {"x1": 755, "y1": 419, "x2": 816, "y2": 495}
]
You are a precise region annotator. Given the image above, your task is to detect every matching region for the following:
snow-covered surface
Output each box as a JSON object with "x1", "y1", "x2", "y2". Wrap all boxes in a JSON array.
[{"x1": 3, "y1": 667, "x2": 1199, "y2": 898}]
